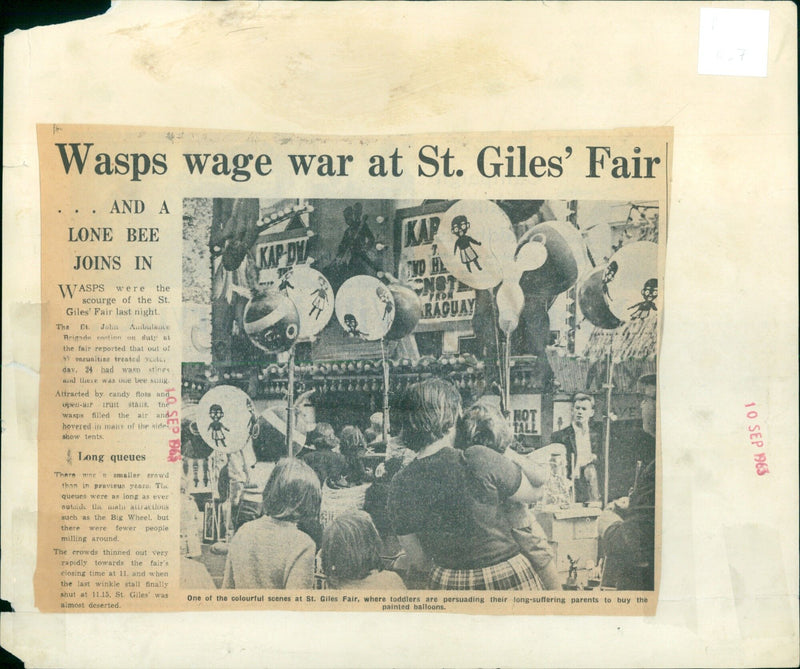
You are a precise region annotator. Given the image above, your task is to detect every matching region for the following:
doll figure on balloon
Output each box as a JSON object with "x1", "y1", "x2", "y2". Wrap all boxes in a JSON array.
[
  {"x1": 343, "y1": 313, "x2": 366, "y2": 338},
  {"x1": 308, "y1": 276, "x2": 330, "y2": 320},
  {"x1": 278, "y1": 272, "x2": 295, "y2": 292},
  {"x1": 628, "y1": 278, "x2": 657, "y2": 320},
  {"x1": 451, "y1": 215, "x2": 483, "y2": 273},
  {"x1": 208, "y1": 404, "x2": 230, "y2": 450},
  {"x1": 377, "y1": 286, "x2": 393, "y2": 321},
  {"x1": 601, "y1": 261, "x2": 618, "y2": 298}
]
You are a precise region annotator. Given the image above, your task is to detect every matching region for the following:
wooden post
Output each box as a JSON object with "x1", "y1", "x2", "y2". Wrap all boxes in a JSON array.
[
  {"x1": 602, "y1": 348, "x2": 614, "y2": 507},
  {"x1": 286, "y1": 344, "x2": 296, "y2": 457},
  {"x1": 381, "y1": 338, "x2": 390, "y2": 445}
]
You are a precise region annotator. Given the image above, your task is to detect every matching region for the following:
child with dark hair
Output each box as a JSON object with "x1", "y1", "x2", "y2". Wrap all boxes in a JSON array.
[
  {"x1": 233, "y1": 410, "x2": 289, "y2": 530},
  {"x1": 302, "y1": 422, "x2": 347, "y2": 485},
  {"x1": 320, "y1": 511, "x2": 405, "y2": 590},
  {"x1": 338, "y1": 425, "x2": 373, "y2": 486},
  {"x1": 222, "y1": 458, "x2": 320, "y2": 589}
]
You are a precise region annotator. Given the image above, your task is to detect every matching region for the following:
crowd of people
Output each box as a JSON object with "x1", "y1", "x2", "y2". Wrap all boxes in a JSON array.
[{"x1": 182, "y1": 376, "x2": 656, "y2": 592}]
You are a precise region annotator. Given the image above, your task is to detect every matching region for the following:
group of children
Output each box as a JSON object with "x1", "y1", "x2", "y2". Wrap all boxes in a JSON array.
[
  {"x1": 213, "y1": 383, "x2": 565, "y2": 592},
  {"x1": 222, "y1": 456, "x2": 405, "y2": 590}
]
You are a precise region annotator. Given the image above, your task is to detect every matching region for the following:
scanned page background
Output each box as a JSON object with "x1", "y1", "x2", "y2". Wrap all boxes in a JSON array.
[
  {"x1": 31, "y1": 124, "x2": 669, "y2": 615},
  {"x1": 3, "y1": 2, "x2": 797, "y2": 667}
]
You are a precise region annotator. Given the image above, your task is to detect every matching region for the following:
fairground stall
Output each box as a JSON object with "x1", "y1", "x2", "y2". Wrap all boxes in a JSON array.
[{"x1": 181, "y1": 197, "x2": 658, "y2": 587}]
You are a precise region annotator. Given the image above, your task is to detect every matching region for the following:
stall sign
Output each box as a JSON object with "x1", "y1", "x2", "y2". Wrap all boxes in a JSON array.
[
  {"x1": 254, "y1": 231, "x2": 312, "y2": 285},
  {"x1": 510, "y1": 393, "x2": 542, "y2": 436},
  {"x1": 396, "y1": 213, "x2": 476, "y2": 331}
]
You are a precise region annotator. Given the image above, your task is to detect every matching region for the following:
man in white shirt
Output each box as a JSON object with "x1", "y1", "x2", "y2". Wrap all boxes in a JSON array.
[{"x1": 549, "y1": 393, "x2": 603, "y2": 505}]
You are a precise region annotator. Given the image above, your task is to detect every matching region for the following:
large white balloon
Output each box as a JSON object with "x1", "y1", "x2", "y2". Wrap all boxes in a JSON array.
[
  {"x1": 583, "y1": 222, "x2": 613, "y2": 265},
  {"x1": 278, "y1": 265, "x2": 334, "y2": 340},
  {"x1": 196, "y1": 385, "x2": 256, "y2": 454},
  {"x1": 434, "y1": 200, "x2": 518, "y2": 290},
  {"x1": 604, "y1": 241, "x2": 659, "y2": 322},
  {"x1": 335, "y1": 275, "x2": 395, "y2": 341}
]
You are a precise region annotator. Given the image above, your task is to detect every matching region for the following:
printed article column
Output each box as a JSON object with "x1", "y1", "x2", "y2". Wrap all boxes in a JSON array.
[{"x1": 35, "y1": 129, "x2": 182, "y2": 611}]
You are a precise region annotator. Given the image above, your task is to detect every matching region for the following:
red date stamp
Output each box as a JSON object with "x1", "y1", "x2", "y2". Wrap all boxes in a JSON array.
[
  {"x1": 166, "y1": 387, "x2": 181, "y2": 462},
  {"x1": 745, "y1": 402, "x2": 768, "y2": 475}
]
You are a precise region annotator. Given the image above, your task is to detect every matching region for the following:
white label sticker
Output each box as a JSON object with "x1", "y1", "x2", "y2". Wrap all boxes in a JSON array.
[{"x1": 698, "y1": 8, "x2": 769, "y2": 77}]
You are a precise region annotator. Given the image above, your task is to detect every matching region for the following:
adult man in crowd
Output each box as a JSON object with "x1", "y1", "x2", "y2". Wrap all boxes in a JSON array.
[
  {"x1": 606, "y1": 373, "x2": 657, "y2": 503},
  {"x1": 549, "y1": 393, "x2": 603, "y2": 505},
  {"x1": 597, "y1": 459, "x2": 655, "y2": 590}
]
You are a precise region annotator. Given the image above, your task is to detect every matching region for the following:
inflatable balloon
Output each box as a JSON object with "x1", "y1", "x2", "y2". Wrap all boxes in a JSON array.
[
  {"x1": 434, "y1": 200, "x2": 518, "y2": 290},
  {"x1": 604, "y1": 241, "x2": 658, "y2": 322},
  {"x1": 495, "y1": 280, "x2": 525, "y2": 334},
  {"x1": 385, "y1": 283, "x2": 422, "y2": 341},
  {"x1": 196, "y1": 385, "x2": 256, "y2": 454},
  {"x1": 514, "y1": 232, "x2": 548, "y2": 272},
  {"x1": 583, "y1": 222, "x2": 613, "y2": 265},
  {"x1": 577, "y1": 267, "x2": 623, "y2": 329},
  {"x1": 278, "y1": 265, "x2": 334, "y2": 340},
  {"x1": 519, "y1": 220, "x2": 589, "y2": 297},
  {"x1": 243, "y1": 291, "x2": 300, "y2": 354},
  {"x1": 335, "y1": 275, "x2": 395, "y2": 341}
]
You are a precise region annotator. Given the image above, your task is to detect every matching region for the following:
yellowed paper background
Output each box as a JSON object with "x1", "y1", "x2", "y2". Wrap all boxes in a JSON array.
[
  {"x1": 32, "y1": 123, "x2": 669, "y2": 616},
  {"x1": 3, "y1": 2, "x2": 797, "y2": 667}
]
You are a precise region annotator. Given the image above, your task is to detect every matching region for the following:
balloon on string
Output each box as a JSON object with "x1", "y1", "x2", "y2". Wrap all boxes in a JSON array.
[
  {"x1": 196, "y1": 385, "x2": 256, "y2": 454},
  {"x1": 335, "y1": 275, "x2": 395, "y2": 341},
  {"x1": 434, "y1": 200, "x2": 517, "y2": 290},
  {"x1": 518, "y1": 220, "x2": 589, "y2": 297},
  {"x1": 384, "y1": 283, "x2": 422, "y2": 341},
  {"x1": 495, "y1": 279, "x2": 525, "y2": 334},
  {"x1": 577, "y1": 267, "x2": 623, "y2": 329},
  {"x1": 243, "y1": 291, "x2": 300, "y2": 354},
  {"x1": 278, "y1": 265, "x2": 334, "y2": 340},
  {"x1": 603, "y1": 241, "x2": 658, "y2": 322}
]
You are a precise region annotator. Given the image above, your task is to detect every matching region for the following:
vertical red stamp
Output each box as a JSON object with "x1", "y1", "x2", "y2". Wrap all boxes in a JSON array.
[
  {"x1": 745, "y1": 402, "x2": 769, "y2": 475},
  {"x1": 166, "y1": 387, "x2": 181, "y2": 462}
]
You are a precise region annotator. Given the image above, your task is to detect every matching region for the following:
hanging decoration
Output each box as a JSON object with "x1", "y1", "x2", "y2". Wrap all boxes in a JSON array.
[
  {"x1": 334, "y1": 275, "x2": 395, "y2": 341},
  {"x1": 518, "y1": 219, "x2": 589, "y2": 297},
  {"x1": 384, "y1": 282, "x2": 422, "y2": 341},
  {"x1": 495, "y1": 280, "x2": 525, "y2": 335},
  {"x1": 278, "y1": 265, "x2": 334, "y2": 340},
  {"x1": 196, "y1": 385, "x2": 256, "y2": 454},
  {"x1": 603, "y1": 241, "x2": 658, "y2": 322},
  {"x1": 513, "y1": 231, "x2": 549, "y2": 275},
  {"x1": 434, "y1": 200, "x2": 518, "y2": 290},
  {"x1": 577, "y1": 267, "x2": 623, "y2": 330},
  {"x1": 242, "y1": 290, "x2": 300, "y2": 354}
]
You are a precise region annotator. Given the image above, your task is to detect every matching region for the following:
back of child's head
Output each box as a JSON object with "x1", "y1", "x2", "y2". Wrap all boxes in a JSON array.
[
  {"x1": 262, "y1": 458, "x2": 321, "y2": 522},
  {"x1": 339, "y1": 425, "x2": 367, "y2": 455},
  {"x1": 460, "y1": 397, "x2": 513, "y2": 454},
  {"x1": 308, "y1": 422, "x2": 339, "y2": 451},
  {"x1": 320, "y1": 511, "x2": 383, "y2": 586},
  {"x1": 398, "y1": 378, "x2": 462, "y2": 452}
]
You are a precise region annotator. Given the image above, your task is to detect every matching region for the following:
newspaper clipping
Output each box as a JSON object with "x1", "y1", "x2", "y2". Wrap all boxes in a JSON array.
[{"x1": 36, "y1": 124, "x2": 670, "y2": 614}]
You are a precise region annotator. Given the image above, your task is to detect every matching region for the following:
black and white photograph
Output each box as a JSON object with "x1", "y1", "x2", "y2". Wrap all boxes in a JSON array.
[{"x1": 180, "y1": 197, "x2": 660, "y2": 593}]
